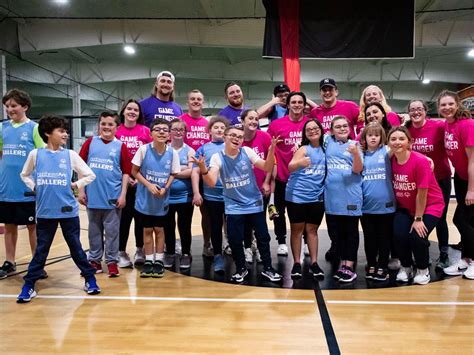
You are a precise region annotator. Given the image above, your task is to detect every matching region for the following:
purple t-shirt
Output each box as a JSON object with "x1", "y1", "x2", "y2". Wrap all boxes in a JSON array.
[
  {"x1": 218, "y1": 105, "x2": 249, "y2": 126},
  {"x1": 140, "y1": 96, "x2": 183, "y2": 127}
]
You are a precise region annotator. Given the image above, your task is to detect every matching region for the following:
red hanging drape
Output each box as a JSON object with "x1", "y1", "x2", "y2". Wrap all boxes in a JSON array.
[{"x1": 277, "y1": 0, "x2": 300, "y2": 91}]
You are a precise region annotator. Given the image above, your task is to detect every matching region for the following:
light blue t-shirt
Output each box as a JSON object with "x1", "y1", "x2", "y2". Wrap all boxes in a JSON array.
[
  {"x1": 195, "y1": 141, "x2": 224, "y2": 202},
  {"x1": 285, "y1": 145, "x2": 326, "y2": 203},
  {"x1": 169, "y1": 144, "x2": 192, "y2": 204},
  {"x1": 362, "y1": 145, "x2": 396, "y2": 214},
  {"x1": 324, "y1": 135, "x2": 363, "y2": 216}
]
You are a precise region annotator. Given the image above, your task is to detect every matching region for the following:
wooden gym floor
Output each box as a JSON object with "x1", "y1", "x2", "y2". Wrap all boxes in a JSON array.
[{"x1": 0, "y1": 202, "x2": 473, "y2": 354}]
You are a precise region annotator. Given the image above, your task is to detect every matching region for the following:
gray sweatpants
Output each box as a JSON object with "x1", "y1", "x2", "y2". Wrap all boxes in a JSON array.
[{"x1": 87, "y1": 208, "x2": 121, "y2": 264}]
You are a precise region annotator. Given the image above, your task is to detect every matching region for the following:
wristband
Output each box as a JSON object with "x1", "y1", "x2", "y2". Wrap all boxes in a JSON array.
[
  {"x1": 202, "y1": 169, "x2": 209, "y2": 175},
  {"x1": 414, "y1": 216, "x2": 423, "y2": 222}
]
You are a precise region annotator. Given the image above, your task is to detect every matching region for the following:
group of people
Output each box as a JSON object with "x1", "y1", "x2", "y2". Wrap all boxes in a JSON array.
[{"x1": 0, "y1": 70, "x2": 472, "y2": 304}]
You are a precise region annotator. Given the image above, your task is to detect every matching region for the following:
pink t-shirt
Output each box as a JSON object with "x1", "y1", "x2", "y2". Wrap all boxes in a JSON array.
[
  {"x1": 180, "y1": 113, "x2": 210, "y2": 151},
  {"x1": 116, "y1": 124, "x2": 152, "y2": 157},
  {"x1": 408, "y1": 119, "x2": 451, "y2": 180},
  {"x1": 387, "y1": 111, "x2": 401, "y2": 127},
  {"x1": 391, "y1": 151, "x2": 445, "y2": 217},
  {"x1": 309, "y1": 100, "x2": 362, "y2": 138},
  {"x1": 242, "y1": 130, "x2": 272, "y2": 191},
  {"x1": 267, "y1": 115, "x2": 308, "y2": 182},
  {"x1": 444, "y1": 118, "x2": 474, "y2": 181}
]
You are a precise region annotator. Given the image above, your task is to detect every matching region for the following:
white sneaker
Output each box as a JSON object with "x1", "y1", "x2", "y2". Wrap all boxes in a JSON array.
[
  {"x1": 396, "y1": 266, "x2": 413, "y2": 282},
  {"x1": 133, "y1": 248, "x2": 145, "y2": 266},
  {"x1": 462, "y1": 261, "x2": 474, "y2": 280},
  {"x1": 244, "y1": 248, "x2": 253, "y2": 263},
  {"x1": 388, "y1": 258, "x2": 401, "y2": 271},
  {"x1": 413, "y1": 268, "x2": 430, "y2": 285},
  {"x1": 444, "y1": 258, "x2": 469, "y2": 276},
  {"x1": 277, "y1": 244, "x2": 288, "y2": 256},
  {"x1": 118, "y1": 251, "x2": 133, "y2": 268},
  {"x1": 303, "y1": 244, "x2": 310, "y2": 256}
]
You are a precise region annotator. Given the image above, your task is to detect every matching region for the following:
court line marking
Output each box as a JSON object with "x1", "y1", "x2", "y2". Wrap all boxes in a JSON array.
[
  {"x1": 0, "y1": 294, "x2": 471, "y2": 305},
  {"x1": 326, "y1": 300, "x2": 474, "y2": 306}
]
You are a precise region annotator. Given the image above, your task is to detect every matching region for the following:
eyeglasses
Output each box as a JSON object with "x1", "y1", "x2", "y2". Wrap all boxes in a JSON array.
[
  {"x1": 226, "y1": 133, "x2": 244, "y2": 140},
  {"x1": 409, "y1": 107, "x2": 425, "y2": 113},
  {"x1": 170, "y1": 128, "x2": 185, "y2": 133},
  {"x1": 305, "y1": 127, "x2": 321, "y2": 133},
  {"x1": 333, "y1": 124, "x2": 349, "y2": 130},
  {"x1": 151, "y1": 127, "x2": 170, "y2": 133}
]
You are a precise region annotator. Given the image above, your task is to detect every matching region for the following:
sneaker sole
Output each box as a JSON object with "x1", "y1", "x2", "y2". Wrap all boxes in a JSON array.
[
  {"x1": 140, "y1": 273, "x2": 153, "y2": 278},
  {"x1": 86, "y1": 289, "x2": 101, "y2": 295},
  {"x1": 310, "y1": 272, "x2": 325, "y2": 278},
  {"x1": 108, "y1": 273, "x2": 120, "y2": 278},
  {"x1": 118, "y1": 264, "x2": 133, "y2": 269},
  {"x1": 261, "y1": 273, "x2": 282, "y2": 282},
  {"x1": 339, "y1": 276, "x2": 357, "y2": 283},
  {"x1": 152, "y1": 273, "x2": 165, "y2": 278},
  {"x1": 291, "y1": 273, "x2": 302, "y2": 279},
  {"x1": 443, "y1": 269, "x2": 466, "y2": 276}
]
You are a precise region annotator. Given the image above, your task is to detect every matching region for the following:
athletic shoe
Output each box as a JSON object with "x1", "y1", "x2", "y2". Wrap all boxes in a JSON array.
[
  {"x1": 90, "y1": 260, "x2": 103, "y2": 274},
  {"x1": 396, "y1": 266, "x2": 413, "y2": 282},
  {"x1": 333, "y1": 266, "x2": 346, "y2": 280},
  {"x1": 152, "y1": 260, "x2": 165, "y2": 278},
  {"x1": 449, "y1": 241, "x2": 462, "y2": 251},
  {"x1": 261, "y1": 268, "x2": 282, "y2": 282},
  {"x1": 202, "y1": 244, "x2": 214, "y2": 258},
  {"x1": 213, "y1": 254, "x2": 225, "y2": 273},
  {"x1": 309, "y1": 263, "x2": 324, "y2": 278},
  {"x1": 463, "y1": 262, "x2": 474, "y2": 280},
  {"x1": 435, "y1": 252, "x2": 450, "y2": 270},
  {"x1": 39, "y1": 270, "x2": 49, "y2": 279},
  {"x1": 339, "y1": 267, "x2": 357, "y2": 283},
  {"x1": 107, "y1": 262, "x2": 120, "y2": 278},
  {"x1": 303, "y1": 244, "x2": 310, "y2": 256},
  {"x1": 84, "y1": 278, "x2": 101, "y2": 295},
  {"x1": 140, "y1": 261, "x2": 154, "y2": 278},
  {"x1": 231, "y1": 269, "x2": 248, "y2": 283},
  {"x1": 133, "y1": 248, "x2": 145, "y2": 266},
  {"x1": 388, "y1": 258, "x2": 401, "y2": 271},
  {"x1": 413, "y1": 268, "x2": 430, "y2": 285},
  {"x1": 365, "y1": 266, "x2": 376, "y2": 280},
  {"x1": 291, "y1": 263, "x2": 302, "y2": 279},
  {"x1": 163, "y1": 253, "x2": 175, "y2": 268},
  {"x1": 0, "y1": 261, "x2": 16, "y2": 280},
  {"x1": 373, "y1": 268, "x2": 389, "y2": 282},
  {"x1": 180, "y1": 254, "x2": 192, "y2": 270},
  {"x1": 443, "y1": 258, "x2": 469, "y2": 276},
  {"x1": 254, "y1": 248, "x2": 262, "y2": 263},
  {"x1": 118, "y1": 251, "x2": 133, "y2": 268},
  {"x1": 223, "y1": 244, "x2": 232, "y2": 255},
  {"x1": 17, "y1": 285, "x2": 37, "y2": 303},
  {"x1": 244, "y1": 248, "x2": 253, "y2": 263},
  {"x1": 277, "y1": 244, "x2": 288, "y2": 256},
  {"x1": 267, "y1": 204, "x2": 279, "y2": 220}
]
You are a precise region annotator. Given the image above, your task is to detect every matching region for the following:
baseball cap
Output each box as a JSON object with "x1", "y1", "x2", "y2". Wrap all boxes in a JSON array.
[
  {"x1": 319, "y1": 78, "x2": 337, "y2": 89},
  {"x1": 156, "y1": 71, "x2": 175, "y2": 83},
  {"x1": 273, "y1": 83, "x2": 291, "y2": 96}
]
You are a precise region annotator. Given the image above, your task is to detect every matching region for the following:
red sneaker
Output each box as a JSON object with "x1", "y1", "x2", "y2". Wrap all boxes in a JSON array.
[
  {"x1": 90, "y1": 260, "x2": 103, "y2": 274},
  {"x1": 107, "y1": 262, "x2": 120, "y2": 278}
]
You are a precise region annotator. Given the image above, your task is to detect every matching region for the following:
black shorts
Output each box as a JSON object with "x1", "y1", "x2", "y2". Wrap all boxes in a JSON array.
[
  {"x1": 136, "y1": 211, "x2": 166, "y2": 228},
  {"x1": 286, "y1": 201, "x2": 325, "y2": 225},
  {"x1": 0, "y1": 201, "x2": 36, "y2": 225}
]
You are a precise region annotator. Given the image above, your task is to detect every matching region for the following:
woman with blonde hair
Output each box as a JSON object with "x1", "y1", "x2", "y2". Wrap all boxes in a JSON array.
[{"x1": 358, "y1": 85, "x2": 401, "y2": 127}]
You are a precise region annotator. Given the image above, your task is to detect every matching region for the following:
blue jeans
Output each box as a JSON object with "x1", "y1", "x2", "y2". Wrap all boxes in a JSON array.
[
  {"x1": 227, "y1": 212, "x2": 272, "y2": 272},
  {"x1": 393, "y1": 210, "x2": 439, "y2": 269},
  {"x1": 24, "y1": 217, "x2": 96, "y2": 287}
]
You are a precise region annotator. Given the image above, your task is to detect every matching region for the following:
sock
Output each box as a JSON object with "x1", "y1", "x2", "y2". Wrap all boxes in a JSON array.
[
  {"x1": 155, "y1": 253, "x2": 164, "y2": 262},
  {"x1": 145, "y1": 254, "x2": 154, "y2": 262},
  {"x1": 269, "y1": 193, "x2": 275, "y2": 205}
]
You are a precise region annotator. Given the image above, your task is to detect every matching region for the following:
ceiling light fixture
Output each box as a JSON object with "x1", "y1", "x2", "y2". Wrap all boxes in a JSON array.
[
  {"x1": 468, "y1": 49, "x2": 474, "y2": 58},
  {"x1": 123, "y1": 45, "x2": 136, "y2": 55},
  {"x1": 422, "y1": 78, "x2": 431, "y2": 84},
  {"x1": 53, "y1": 0, "x2": 69, "y2": 4}
]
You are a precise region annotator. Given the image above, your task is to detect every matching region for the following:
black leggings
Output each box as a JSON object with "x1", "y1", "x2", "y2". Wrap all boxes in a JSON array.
[
  {"x1": 164, "y1": 202, "x2": 194, "y2": 255},
  {"x1": 273, "y1": 180, "x2": 287, "y2": 244},
  {"x1": 327, "y1": 214, "x2": 360, "y2": 262},
  {"x1": 453, "y1": 174, "x2": 474, "y2": 259},
  {"x1": 203, "y1": 199, "x2": 225, "y2": 256},
  {"x1": 119, "y1": 187, "x2": 143, "y2": 251},
  {"x1": 361, "y1": 213, "x2": 394, "y2": 269}
]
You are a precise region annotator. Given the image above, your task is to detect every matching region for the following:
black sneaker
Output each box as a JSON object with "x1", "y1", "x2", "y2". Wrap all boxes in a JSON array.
[
  {"x1": 152, "y1": 260, "x2": 165, "y2": 278},
  {"x1": 435, "y1": 252, "x2": 450, "y2": 270},
  {"x1": 0, "y1": 261, "x2": 16, "y2": 280},
  {"x1": 373, "y1": 268, "x2": 389, "y2": 282},
  {"x1": 365, "y1": 266, "x2": 376, "y2": 280},
  {"x1": 339, "y1": 266, "x2": 357, "y2": 283},
  {"x1": 261, "y1": 268, "x2": 282, "y2": 282},
  {"x1": 39, "y1": 270, "x2": 49, "y2": 279},
  {"x1": 333, "y1": 265, "x2": 346, "y2": 280},
  {"x1": 309, "y1": 263, "x2": 324, "y2": 278},
  {"x1": 140, "y1": 261, "x2": 154, "y2": 278},
  {"x1": 291, "y1": 263, "x2": 302, "y2": 279},
  {"x1": 231, "y1": 269, "x2": 249, "y2": 283}
]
